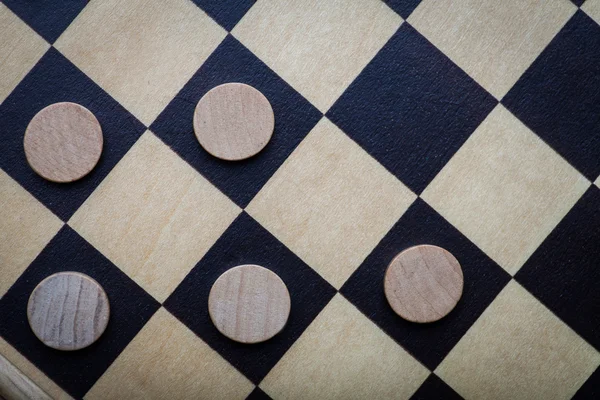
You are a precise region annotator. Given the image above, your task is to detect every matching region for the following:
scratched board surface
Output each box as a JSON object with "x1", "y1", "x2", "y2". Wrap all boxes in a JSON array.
[{"x1": 0, "y1": 0, "x2": 599, "y2": 399}]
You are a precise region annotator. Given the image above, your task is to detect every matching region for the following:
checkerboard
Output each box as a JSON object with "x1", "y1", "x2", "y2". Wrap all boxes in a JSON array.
[{"x1": 1, "y1": 0, "x2": 599, "y2": 399}]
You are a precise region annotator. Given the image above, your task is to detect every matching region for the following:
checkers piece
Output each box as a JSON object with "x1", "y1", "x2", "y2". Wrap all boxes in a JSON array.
[
  {"x1": 208, "y1": 265, "x2": 291, "y2": 344},
  {"x1": 27, "y1": 272, "x2": 110, "y2": 350},
  {"x1": 24, "y1": 102, "x2": 103, "y2": 182},
  {"x1": 384, "y1": 245, "x2": 463, "y2": 323},
  {"x1": 193, "y1": 83, "x2": 274, "y2": 161}
]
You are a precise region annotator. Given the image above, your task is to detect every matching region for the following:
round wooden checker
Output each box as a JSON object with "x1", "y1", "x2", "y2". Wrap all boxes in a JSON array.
[
  {"x1": 24, "y1": 102, "x2": 103, "y2": 182},
  {"x1": 208, "y1": 265, "x2": 291, "y2": 344},
  {"x1": 193, "y1": 83, "x2": 274, "y2": 161},
  {"x1": 384, "y1": 245, "x2": 463, "y2": 323},
  {"x1": 27, "y1": 272, "x2": 110, "y2": 351}
]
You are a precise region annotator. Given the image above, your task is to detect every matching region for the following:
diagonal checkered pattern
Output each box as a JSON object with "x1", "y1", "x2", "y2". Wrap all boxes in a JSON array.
[{"x1": 1, "y1": 1, "x2": 599, "y2": 399}]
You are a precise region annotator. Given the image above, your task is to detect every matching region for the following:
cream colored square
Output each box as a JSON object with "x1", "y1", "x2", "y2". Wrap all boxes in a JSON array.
[
  {"x1": 55, "y1": 0, "x2": 226, "y2": 126},
  {"x1": 233, "y1": 0, "x2": 401, "y2": 112},
  {"x1": 436, "y1": 281, "x2": 600, "y2": 400},
  {"x1": 583, "y1": 0, "x2": 600, "y2": 25},
  {"x1": 422, "y1": 105, "x2": 589, "y2": 274},
  {"x1": 409, "y1": 0, "x2": 575, "y2": 99},
  {"x1": 595, "y1": 175, "x2": 600, "y2": 188},
  {"x1": 0, "y1": 170, "x2": 63, "y2": 298},
  {"x1": 247, "y1": 118, "x2": 416, "y2": 289},
  {"x1": 0, "y1": 338, "x2": 73, "y2": 400},
  {"x1": 69, "y1": 132, "x2": 240, "y2": 302},
  {"x1": 85, "y1": 308, "x2": 253, "y2": 400},
  {"x1": 261, "y1": 294, "x2": 429, "y2": 400},
  {"x1": 0, "y1": 3, "x2": 49, "y2": 105}
]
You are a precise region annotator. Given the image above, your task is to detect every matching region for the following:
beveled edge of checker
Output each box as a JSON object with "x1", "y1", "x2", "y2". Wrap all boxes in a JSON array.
[
  {"x1": 208, "y1": 264, "x2": 291, "y2": 344},
  {"x1": 193, "y1": 82, "x2": 275, "y2": 161},
  {"x1": 384, "y1": 244, "x2": 464, "y2": 323},
  {"x1": 23, "y1": 102, "x2": 104, "y2": 183},
  {"x1": 27, "y1": 271, "x2": 110, "y2": 351}
]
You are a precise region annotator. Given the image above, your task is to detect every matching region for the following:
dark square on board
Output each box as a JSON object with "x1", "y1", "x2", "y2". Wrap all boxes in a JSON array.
[
  {"x1": 246, "y1": 387, "x2": 273, "y2": 400},
  {"x1": 1, "y1": 0, "x2": 87, "y2": 43},
  {"x1": 516, "y1": 186, "x2": 600, "y2": 351},
  {"x1": 164, "y1": 212, "x2": 336, "y2": 384},
  {"x1": 0, "y1": 226, "x2": 160, "y2": 399},
  {"x1": 503, "y1": 11, "x2": 600, "y2": 181},
  {"x1": 340, "y1": 199, "x2": 510, "y2": 370},
  {"x1": 327, "y1": 23, "x2": 497, "y2": 194},
  {"x1": 0, "y1": 48, "x2": 145, "y2": 221},
  {"x1": 383, "y1": 0, "x2": 424, "y2": 19},
  {"x1": 151, "y1": 35, "x2": 321, "y2": 208},
  {"x1": 191, "y1": 0, "x2": 255, "y2": 31},
  {"x1": 410, "y1": 374, "x2": 463, "y2": 400},
  {"x1": 573, "y1": 366, "x2": 599, "y2": 400}
]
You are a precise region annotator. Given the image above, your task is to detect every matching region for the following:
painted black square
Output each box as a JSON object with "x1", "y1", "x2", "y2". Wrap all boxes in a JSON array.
[
  {"x1": 0, "y1": 49, "x2": 145, "y2": 221},
  {"x1": 410, "y1": 374, "x2": 463, "y2": 400},
  {"x1": 383, "y1": 0, "x2": 423, "y2": 19},
  {"x1": 0, "y1": 226, "x2": 160, "y2": 398},
  {"x1": 573, "y1": 366, "x2": 599, "y2": 400},
  {"x1": 164, "y1": 212, "x2": 336, "y2": 383},
  {"x1": 2, "y1": 0, "x2": 87, "y2": 43},
  {"x1": 516, "y1": 186, "x2": 600, "y2": 350},
  {"x1": 246, "y1": 387, "x2": 273, "y2": 400},
  {"x1": 340, "y1": 199, "x2": 510, "y2": 370},
  {"x1": 151, "y1": 35, "x2": 321, "y2": 208},
  {"x1": 327, "y1": 24, "x2": 496, "y2": 194},
  {"x1": 503, "y1": 11, "x2": 600, "y2": 180},
  {"x1": 192, "y1": 0, "x2": 255, "y2": 31},
  {"x1": 571, "y1": 0, "x2": 586, "y2": 7}
]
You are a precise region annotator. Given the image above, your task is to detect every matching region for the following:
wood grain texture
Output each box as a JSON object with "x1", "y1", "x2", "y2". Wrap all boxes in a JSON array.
[
  {"x1": 0, "y1": 170, "x2": 63, "y2": 298},
  {"x1": 0, "y1": 353, "x2": 52, "y2": 400},
  {"x1": 384, "y1": 245, "x2": 463, "y2": 323},
  {"x1": 421, "y1": 105, "x2": 589, "y2": 274},
  {"x1": 85, "y1": 308, "x2": 253, "y2": 400},
  {"x1": 408, "y1": 0, "x2": 575, "y2": 99},
  {"x1": 27, "y1": 272, "x2": 110, "y2": 351},
  {"x1": 193, "y1": 83, "x2": 274, "y2": 161},
  {"x1": 246, "y1": 118, "x2": 416, "y2": 289},
  {"x1": 24, "y1": 102, "x2": 103, "y2": 183},
  {"x1": 436, "y1": 281, "x2": 600, "y2": 400},
  {"x1": 208, "y1": 265, "x2": 290, "y2": 344},
  {"x1": 232, "y1": 0, "x2": 401, "y2": 112}
]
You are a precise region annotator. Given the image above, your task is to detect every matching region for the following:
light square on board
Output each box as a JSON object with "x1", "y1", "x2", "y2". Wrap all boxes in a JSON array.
[
  {"x1": 409, "y1": 0, "x2": 575, "y2": 99},
  {"x1": 0, "y1": 170, "x2": 62, "y2": 297},
  {"x1": 422, "y1": 105, "x2": 589, "y2": 274},
  {"x1": 55, "y1": 0, "x2": 226, "y2": 126},
  {"x1": 260, "y1": 294, "x2": 429, "y2": 400},
  {"x1": 583, "y1": 0, "x2": 600, "y2": 25},
  {"x1": 0, "y1": 4, "x2": 49, "y2": 105},
  {"x1": 233, "y1": 0, "x2": 401, "y2": 112},
  {"x1": 436, "y1": 281, "x2": 600, "y2": 400},
  {"x1": 85, "y1": 308, "x2": 253, "y2": 400},
  {"x1": 69, "y1": 131, "x2": 241, "y2": 302},
  {"x1": 247, "y1": 118, "x2": 416, "y2": 289}
]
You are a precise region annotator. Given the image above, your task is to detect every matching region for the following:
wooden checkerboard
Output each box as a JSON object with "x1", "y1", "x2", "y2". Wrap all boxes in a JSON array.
[{"x1": 1, "y1": 0, "x2": 599, "y2": 399}]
